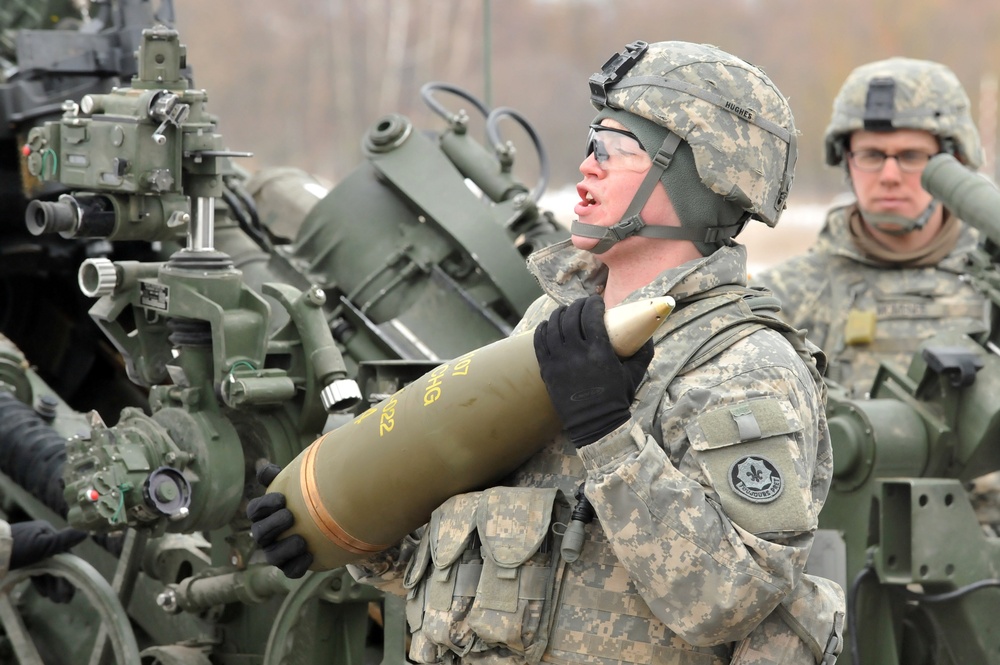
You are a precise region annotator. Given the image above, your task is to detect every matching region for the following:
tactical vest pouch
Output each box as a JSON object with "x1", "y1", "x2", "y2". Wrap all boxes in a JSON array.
[
  {"x1": 405, "y1": 487, "x2": 564, "y2": 664},
  {"x1": 407, "y1": 492, "x2": 482, "y2": 661},
  {"x1": 403, "y1": 535, "x2": 432, "y2": 631},
  {"x1": 684, "y1": 397, "x2": 815, "y2": 536},
  {"x1": 467, "y1": 486, "x2": 561, "y2": 661}
]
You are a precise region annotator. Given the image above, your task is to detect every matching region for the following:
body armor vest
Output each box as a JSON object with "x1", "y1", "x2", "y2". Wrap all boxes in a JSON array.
[
  {"x1": 402, "y1": 287, "x2": 839, "y2": 665},
  {"x1": 824, "y1": 258, "x2": 988, "y2": 397}
]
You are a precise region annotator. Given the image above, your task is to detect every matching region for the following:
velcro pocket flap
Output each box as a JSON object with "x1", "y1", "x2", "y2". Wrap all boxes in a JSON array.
[
  {"x1": 403, "y1": 542, "x2": 429, "y2": 631},
  {"x1": 687, "y1": 397, "x2": 800, "y2": 448},
  {"x1": 477, "y1": 487, "x2": 557, "y2": 567},
  {"x1": 425, "y1": 492, "x2": 481, "y2": 612},
  {"x1": 403, "y1": 534, "x2": 432, "y2": 592},
  {"x1": 475, "y1": 486, "x2": 558, "y2": 613},
  {"x1": 685, "y1": 397, "x2": 814, "y2": 535},
  {"x1": 430, "y1": 492, "x2": 481, "y2": 574}
]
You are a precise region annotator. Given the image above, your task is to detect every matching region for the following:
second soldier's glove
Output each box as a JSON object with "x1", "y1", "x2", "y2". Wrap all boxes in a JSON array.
[
  {"x1": 9, "y1": 520, "x2": 88, "y2": 604},
  {"x1": 534, "y1": 295, "x2": 654, "y2": 448},
  {"x1": 247, "y1": 464, "x2": 314, "y2": 578},
  {"x1": 9, "y1": 521, "x2": 87, "y2": 570}
]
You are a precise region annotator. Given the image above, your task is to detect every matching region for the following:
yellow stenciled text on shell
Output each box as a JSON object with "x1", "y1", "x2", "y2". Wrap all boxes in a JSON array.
[{"x1": 378, "y1": 395, "x2": 398, "y2": 436}]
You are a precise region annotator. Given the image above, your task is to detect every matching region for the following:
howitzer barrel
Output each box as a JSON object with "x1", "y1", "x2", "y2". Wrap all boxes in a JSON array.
[
  {"x1": 267, "y1": 297, "x2": 674, "y2": 571},
  {"x1": 922, "y1": 153, "x2": 1000, "y2": 245}
]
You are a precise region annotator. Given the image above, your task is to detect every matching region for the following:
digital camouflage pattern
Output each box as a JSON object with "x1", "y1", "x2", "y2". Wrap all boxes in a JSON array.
[
  {"x1": 350, "y1": 241, "x2": 844, "y2": 664},
  {"x1": 823, "y1": 56, "x2": 984, "y2": 169},
  {"x1": 752, "y1": 204, "x2": 988, "y2": 397},
  {"x1": 596, "y1": 41, "x2": 797, "y2": 228}
]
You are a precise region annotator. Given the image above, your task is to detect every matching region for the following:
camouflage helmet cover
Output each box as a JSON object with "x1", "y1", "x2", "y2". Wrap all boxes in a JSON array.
[
  {"x1": 824, "y1": 57, "x2": 984, "y2": 169},
  {"x1": 590, "y1": 40, "x2": 798, "y2": 227}
]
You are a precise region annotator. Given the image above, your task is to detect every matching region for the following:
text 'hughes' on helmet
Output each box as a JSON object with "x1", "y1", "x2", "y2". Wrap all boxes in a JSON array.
[
  {"x1": 824, "y1": 57, "x2": 983, "y2": 169},
  {"x1": 589, "y1": 40, "x2": 798, "y2": 227}
]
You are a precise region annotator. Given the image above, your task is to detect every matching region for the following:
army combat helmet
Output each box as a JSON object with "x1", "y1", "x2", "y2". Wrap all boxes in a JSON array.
[
  {"x1": 572, "y1": 40, "x2": 798, "y2": 255},
  {"x1": 825, "y1": 57, "x2": 983, "y2": 169},
  {"x1": 824, "y1": 57, "x2": 984, "y2": 233}
]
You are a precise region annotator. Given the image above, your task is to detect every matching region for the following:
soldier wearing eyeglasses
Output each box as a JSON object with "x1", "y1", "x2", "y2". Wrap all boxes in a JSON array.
[{"x1": 753, "y1": 57, "x2": 988, "y2": 400}]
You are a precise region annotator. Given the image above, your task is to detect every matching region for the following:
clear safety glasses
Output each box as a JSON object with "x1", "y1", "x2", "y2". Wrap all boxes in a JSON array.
[
  {"x1": 847, "y1": 148, "x2": 938, "y2": 173},
  {"x1": 585, "y1": 124, "x2": 651, "y2": 172}
]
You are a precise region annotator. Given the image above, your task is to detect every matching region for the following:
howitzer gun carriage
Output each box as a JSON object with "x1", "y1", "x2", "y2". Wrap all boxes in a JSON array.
[{"x1": 0, "y1": 6, "x2": 566, "y2": 662}]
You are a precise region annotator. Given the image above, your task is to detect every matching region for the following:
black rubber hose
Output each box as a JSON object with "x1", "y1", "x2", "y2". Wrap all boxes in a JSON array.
[
  {"x1": 420, "y1": 82, "x2": 491, "y2": 123},
  {"x1": 847, "y1": 563, "x2": 877, "y2": 665},
  {"x1": 485, "y1": 106, "x2": 550, "y2": 202},
  {"x1": 221, "y1": 187, "x2": 270, "y2": 251}
]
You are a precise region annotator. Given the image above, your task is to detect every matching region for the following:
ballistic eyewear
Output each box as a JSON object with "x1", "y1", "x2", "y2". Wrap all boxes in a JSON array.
[{"x1": 586, "y1": 124, "x2": 650, "y2": 172}]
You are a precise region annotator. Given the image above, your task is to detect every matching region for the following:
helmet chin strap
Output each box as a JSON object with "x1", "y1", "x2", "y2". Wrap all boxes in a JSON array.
[
  {"x1": 570, "y1": 133, "x2": 744, "y2": 254},
  {"x1": 859, "y1": 199, "x2": 939, "y2": 236}
]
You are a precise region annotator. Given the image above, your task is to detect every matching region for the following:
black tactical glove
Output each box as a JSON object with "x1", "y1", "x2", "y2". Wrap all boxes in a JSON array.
[
  {"x1": 9, "y1": 521, "x2": 87, "y2": 570},
  {"x1": 534, "y1": 295, "x2": 654, "y2": 448},
  {"x1": 9, "y1": 520, "x2": 88, "y2": 604},
  {"x1": 246, "y1": 464, "x2": 314, "y2": 579}
]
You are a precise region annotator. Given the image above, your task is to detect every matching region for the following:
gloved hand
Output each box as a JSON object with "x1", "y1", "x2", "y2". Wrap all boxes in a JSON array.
[
  {"x1": 10, "y1": 521, "x2": 87, "y2": 570},
  {"x1": 246, "y1": 463, "x2": 313, "y2": 578},
  {"x1": 534, "y1": 294, "x2": 654, "y2": 448},
  {"x1": 9, "y1": 520, "x2": 88, "y2": 604}
]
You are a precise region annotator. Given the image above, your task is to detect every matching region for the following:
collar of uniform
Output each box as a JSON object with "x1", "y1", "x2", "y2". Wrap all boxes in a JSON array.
[
  {"x1": 527, "y1": 240, "x2": 749, "y2": 307},
  {"x1": 525, "y1": 238, "x2": 607, "y2": 304},
  {"x1": 821, "y1": 202, "x2": 980, "y2": 270},
  {"x1": 625, "y1": 244, "x2": 749, "y2": 305}
]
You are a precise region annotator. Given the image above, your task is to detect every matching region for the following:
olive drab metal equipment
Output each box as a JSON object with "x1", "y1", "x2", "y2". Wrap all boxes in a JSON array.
[
  {"x1": 813, "y1": 154, "x2": 1000, "y2": 665},
  {"x1": 0, "y1": 5, "x2": 567, "y2": 662}
]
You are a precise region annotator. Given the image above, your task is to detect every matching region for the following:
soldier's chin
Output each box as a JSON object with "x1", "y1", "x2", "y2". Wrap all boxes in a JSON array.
[{"x1": 571, "y1": 234, "x2": 601, "y2": 252}]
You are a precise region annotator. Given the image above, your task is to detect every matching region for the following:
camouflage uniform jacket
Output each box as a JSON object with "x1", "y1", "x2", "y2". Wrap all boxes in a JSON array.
[
  {"x1": 351, "y1": 241, "x2": 843, "y2": 665},
  {"x1": 753, "y1": 203, "x2": 988, "y2": 397}
]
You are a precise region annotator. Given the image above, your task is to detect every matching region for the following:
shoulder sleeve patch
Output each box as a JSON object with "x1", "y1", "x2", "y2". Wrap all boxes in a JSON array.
[{"x1": 684, "y1": 397, "x2": 815, "y2": 536}]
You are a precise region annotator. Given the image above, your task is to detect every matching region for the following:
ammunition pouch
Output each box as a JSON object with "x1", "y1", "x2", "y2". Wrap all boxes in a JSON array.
[{"x1": 403, "y1": 486, "x2": 567, "y2": 664}]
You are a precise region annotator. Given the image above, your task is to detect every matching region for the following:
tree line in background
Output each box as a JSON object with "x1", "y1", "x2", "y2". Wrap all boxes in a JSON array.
[{"x1": 175, "y1": 0, "x2": 1000, "y2": 202}]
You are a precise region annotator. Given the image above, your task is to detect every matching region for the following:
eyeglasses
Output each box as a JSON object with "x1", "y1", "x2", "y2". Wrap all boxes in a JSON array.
[
  {"x1": 847, "y1": 148, "x2": 938, "y2": 173},
  {"x1": 586, "y1": 124, "x2": 650, "y2": 172}
]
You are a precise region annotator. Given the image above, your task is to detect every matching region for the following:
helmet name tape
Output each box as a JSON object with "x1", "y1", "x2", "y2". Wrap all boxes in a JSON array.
[
  {"x1": 725, "y1": 100, "x2": 755, "y2": 122},
  {"x1": 864, "y1": 77, "x2": 896, "y2": 131},
  {"x1": 617, "y1": 76, "x2": 793, "y2": 144},
  {"x1": 589, "y1": 41, "x2": 649, "y2": 107}
]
